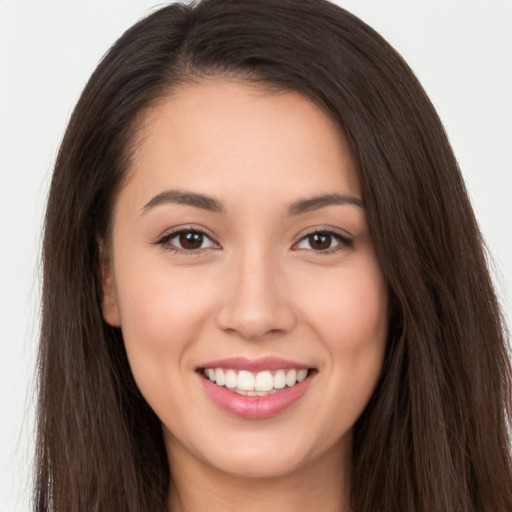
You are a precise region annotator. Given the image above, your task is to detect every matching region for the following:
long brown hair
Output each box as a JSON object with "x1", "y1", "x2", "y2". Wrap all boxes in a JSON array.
[{"x1": 36, "y1": 1, "x2": 512, "y2": 510}]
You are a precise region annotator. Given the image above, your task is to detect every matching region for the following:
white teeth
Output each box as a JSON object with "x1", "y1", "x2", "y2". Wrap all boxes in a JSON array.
[
  {"x1": 203, "y1": 367, "x2": 310, "y2": 392},
  {"x1": 255, "y1": 371, "x2": 273, "y2": 392},
  {"x1": 237, "y1": 370, "x2": 255, "y2": 391},
  {"x1": 285, "y1": 369, "x2": 297, "y2": 387},
  {"x1": 224, "y1": 369, "x2": 237, "y2": 389},
  {"x1": 297, "y1": 369, "x2": 308, "y2": 382},
  {"x1": 273, "y1": 369, "x2": 286, "y2": 389},
  {"x1": 214, "y1": 368, "x2": 225, "y2": 386}
]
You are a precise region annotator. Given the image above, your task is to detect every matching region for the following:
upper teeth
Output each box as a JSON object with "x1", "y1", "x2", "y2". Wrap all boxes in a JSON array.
[{"x1": 204, "y1": 368, "x2": 308, "y2": 395}]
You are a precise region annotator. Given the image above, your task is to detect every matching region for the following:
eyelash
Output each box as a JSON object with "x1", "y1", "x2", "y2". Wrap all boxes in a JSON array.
[
  {"x1": 155, "y1": 227, "x2": 220, "y2": 255},
  {"x1": 294, "y1": 229, "x2": 353, "y2": 255},
  {"x1": 155, "y1": 227, "x2": 353, "y2": 255}
]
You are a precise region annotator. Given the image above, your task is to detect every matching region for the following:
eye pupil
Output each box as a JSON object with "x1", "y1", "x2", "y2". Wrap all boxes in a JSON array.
[
  {"x1": 309, "y1": 233, "x2": 331, "y2": 250},
  {"x1": 179, "y1": 231, "x2": 203, "y2": 249}
]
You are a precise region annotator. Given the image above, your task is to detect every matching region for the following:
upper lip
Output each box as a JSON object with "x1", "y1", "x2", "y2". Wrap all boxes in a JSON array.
[{"x1": 198, "y1": 356, "x2": 313, "y2": 372}]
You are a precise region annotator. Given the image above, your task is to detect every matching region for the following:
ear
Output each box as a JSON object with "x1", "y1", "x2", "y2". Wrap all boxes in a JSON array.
[{"x1": 98, "y1": 239, "x2": 121, "y2": 327}]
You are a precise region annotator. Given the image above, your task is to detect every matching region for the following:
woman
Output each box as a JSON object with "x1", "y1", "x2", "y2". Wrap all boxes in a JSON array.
[{"x1": 35, "y1": 0, "x2": 512, "y2": 510}]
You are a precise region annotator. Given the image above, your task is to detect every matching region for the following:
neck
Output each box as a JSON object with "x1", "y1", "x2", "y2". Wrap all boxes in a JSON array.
[{"x1": 166, "y1": 436, "x2": 352, "y2": 512}]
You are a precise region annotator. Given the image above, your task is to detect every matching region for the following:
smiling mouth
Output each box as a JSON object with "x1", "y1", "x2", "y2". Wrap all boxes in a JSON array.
[{"x1": 199, "y1": 367, "x2": 315, "y2": 396}]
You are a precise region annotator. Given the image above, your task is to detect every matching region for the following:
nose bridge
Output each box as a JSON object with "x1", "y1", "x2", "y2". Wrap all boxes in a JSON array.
[{"x1": 216, "y1": 239, "x2": 296, "y2": 340}]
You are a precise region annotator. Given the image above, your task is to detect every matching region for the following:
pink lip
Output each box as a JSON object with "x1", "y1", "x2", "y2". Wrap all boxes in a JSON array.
[
  {"x1": 200, "y1": 376, "x2": 313, "y2": 419},
  {"x1": 198, "y1": 356, "x2": 311, "y2": 372}
]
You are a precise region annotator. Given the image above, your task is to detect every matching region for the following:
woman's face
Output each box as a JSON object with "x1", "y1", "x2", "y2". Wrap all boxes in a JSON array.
[{"x1": 102, "y1": 80, "x2": 389, "y2": 479}]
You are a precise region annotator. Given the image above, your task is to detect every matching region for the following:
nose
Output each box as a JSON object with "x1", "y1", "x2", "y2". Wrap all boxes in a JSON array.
[{"x1": 215, "y1": 246, "x2": 297, "y2": 341}]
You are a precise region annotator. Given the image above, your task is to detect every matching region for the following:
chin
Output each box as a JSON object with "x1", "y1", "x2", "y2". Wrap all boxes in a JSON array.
[
  {"x1": 211, "y1": 451, "x2": 308, "y2": 480},
  {"x1": 195, "y1": 428, "x2": 336, "y2": 480}
]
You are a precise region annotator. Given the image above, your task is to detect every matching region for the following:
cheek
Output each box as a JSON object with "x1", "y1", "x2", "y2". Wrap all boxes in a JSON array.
[
  {"x1": 295, "y1": 256, "x2": 388, "y2": 422},
  {"x1": 333, "y1": 286, "x2": 387, "y2": 424},
  {"x1": 116, "y1": 257, "x2": 213, "y2": 337},
  {"x1": 326, "y1": 278, "x2": 387, "y2": 351},
  {"x1": 327, "y1": 261, "x2": 388, "y2": 378},
  {"x1": 113, "y1": 259, "x2": 216, "y2": 396},
  {"x1": 298, "y1": 255, "x2": 388, "y2": 351}
]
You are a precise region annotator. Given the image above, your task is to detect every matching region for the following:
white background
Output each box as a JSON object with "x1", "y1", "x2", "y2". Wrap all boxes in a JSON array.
[{"x1": 1, "y1": 1, "x2": 511, "y2": 510}]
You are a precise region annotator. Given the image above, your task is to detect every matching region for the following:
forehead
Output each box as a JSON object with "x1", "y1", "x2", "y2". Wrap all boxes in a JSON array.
[{"x1": 123, "y1": 79, "x2": 361, "y2": 211}]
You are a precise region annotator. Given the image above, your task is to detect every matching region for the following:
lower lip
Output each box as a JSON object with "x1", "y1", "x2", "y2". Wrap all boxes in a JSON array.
[{"x1": 199, "y1": 372, "x2": 314, "y2": 419}]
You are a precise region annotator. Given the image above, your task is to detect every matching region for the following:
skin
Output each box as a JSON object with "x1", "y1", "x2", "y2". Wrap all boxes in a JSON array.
[{"x1": 101, "y1": 79, "x2": 389, "y2": 512}]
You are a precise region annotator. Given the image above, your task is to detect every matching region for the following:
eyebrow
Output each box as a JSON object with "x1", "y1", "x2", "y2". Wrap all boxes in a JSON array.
[
  {"x1": 142, "y1": 190, "x2": 224, "y2": 214},
  {"x1": 287, "y1": 193, "x2": 364, "y2": 215},
  {"x1": 141, "y1": 190, "x2": 364, "y2": 215}
]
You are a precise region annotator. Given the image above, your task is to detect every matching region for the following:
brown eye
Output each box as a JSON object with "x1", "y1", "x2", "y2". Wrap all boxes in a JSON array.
[
  {"x1": 295, "y1": 230, "x2": 353, "y2": 253},
  {"x1": 158, "y1": 229, "x2": 218, "y2": 252},
  {"x1": 308, "y1": 233, "x2": 332, "y2": 250},
  {"x1": 179, "y1": 231, "x2": 204, "y2": 250}
]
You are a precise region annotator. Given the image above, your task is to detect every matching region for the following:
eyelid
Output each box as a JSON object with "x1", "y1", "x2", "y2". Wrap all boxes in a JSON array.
[
  {"x1": 154, "y1": 225, "x2": 221, "y2": 253},
  {"x1": 153, "y1": 225, "x2": 353, "y2": 255},
  {"x1": 292, "y1": 227, "x2": 354, "y2": 253}
]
